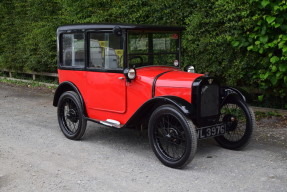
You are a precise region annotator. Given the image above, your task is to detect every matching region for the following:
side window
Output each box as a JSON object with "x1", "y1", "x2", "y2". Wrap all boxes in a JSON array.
[
  {"x1": 61, "y1": 33, "x2": 85, "y2": 67},
  {"x1": 88, "y1": 33, "x2": 123, "y2": 70}
]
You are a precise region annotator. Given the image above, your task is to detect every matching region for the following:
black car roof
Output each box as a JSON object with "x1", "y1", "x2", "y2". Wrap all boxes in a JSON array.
[{"x1": 57, "y1": 23, "x2": 185, "y2": 32}]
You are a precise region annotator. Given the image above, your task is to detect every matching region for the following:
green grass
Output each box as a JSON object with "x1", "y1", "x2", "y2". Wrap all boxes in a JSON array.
[
  {"x1": 0, "y1": 77, "x2": 58, "y2": 89},
  {"x1": 254, "y1": 111, "x2": 282, "y2": 121}
]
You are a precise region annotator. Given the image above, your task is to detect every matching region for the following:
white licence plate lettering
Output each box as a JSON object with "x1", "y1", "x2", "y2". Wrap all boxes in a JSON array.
[{"x1": 197, "y1": 124, "x2": 226, "y2": 139}]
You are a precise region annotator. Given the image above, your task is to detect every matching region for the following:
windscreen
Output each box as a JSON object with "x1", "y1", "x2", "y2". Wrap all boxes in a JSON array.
[{"x1": 127, "y1": 31, "x2": 180, "y2": 68}]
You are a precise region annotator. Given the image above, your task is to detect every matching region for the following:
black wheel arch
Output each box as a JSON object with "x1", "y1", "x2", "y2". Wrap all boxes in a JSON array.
[
  {"x1": 220, "y1": 92, "x2": 245, "y2": 108},
  {"x1": 221, "y1": 86, "x2": 247, "y2": 104},
  {"x1": 53, "y1": 81, "x2": 86, "y2": 116},
  {"x1": 124, "y1": 96, "x2": 194, "y2": 128}
]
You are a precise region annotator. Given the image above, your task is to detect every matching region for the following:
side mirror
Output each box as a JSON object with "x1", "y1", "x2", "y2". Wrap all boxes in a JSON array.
[
  {"x1": 187, "y1": 65, "x2": 195, "y2": 73},
  {"x1": 113, "y1": 26, "x2": 122, "y2": 36},
  {"x1": 124, "y1": 68, "x2": 136, "y2": 82}
]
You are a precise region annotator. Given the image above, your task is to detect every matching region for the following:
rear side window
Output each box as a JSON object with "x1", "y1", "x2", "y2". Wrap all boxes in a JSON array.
[{"x1": 61, "y1": 33, "x2": 85, "y2": 67}]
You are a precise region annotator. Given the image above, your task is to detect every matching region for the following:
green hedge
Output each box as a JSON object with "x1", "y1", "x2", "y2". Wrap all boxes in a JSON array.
[
  {"x1": 0, "y1": 0, "x2": 195, "y2": 72},
  {"x1": 182, "y1": 0, "x2": 259, "y2": 86},
  {"x1": 232, "y1": 0, "x2": 287, "y2": 107},
  {"x1": 0, "y1": 0, "x2": 286, "y2": 108}
]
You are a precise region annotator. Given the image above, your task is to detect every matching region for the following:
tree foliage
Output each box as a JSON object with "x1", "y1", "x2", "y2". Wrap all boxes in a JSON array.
[
  {"x1": 0, "y1": 0, "x2": 286, "y2": 107},
  {"x1": 182, "y1": 0, "x2": 260, "y2": 86},
  {"x1": 0, "y1": 0, "x2": 194, "y2": 72},
  {"x1": 232, "y1": 0, "x2": 287, "y2": 106}
]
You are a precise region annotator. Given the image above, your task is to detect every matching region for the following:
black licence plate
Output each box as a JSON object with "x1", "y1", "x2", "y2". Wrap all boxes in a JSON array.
[{"x1": 197, "y1": 123, "x2": 226, "y2": 140}]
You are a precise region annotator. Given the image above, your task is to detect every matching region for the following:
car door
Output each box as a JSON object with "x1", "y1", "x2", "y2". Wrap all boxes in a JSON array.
[{"x1": 86, "y1": 32, "x2": 126, "y2": 114}]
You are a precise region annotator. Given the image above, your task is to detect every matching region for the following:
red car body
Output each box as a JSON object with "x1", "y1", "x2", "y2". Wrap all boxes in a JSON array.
[
  {"x1": 58, "y1": 66, "x2": 202, "y2": 125},
  {"x1": 53, "y1": 24, "x2": 254, "y2": 168}
]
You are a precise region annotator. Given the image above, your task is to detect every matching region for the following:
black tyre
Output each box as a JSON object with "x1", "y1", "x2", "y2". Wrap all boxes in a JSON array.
[
  {"x1": 148, "y1": 104, "x2": 197, "y2": 168},
  {"x1": 57, "y1": 91, "x2": 87, "y2": 140},
  {"x1": 215, "y1": 96, "x2": 255, "y2": 149}
]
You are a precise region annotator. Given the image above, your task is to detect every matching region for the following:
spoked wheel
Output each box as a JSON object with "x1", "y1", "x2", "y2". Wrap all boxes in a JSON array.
[
  {"x1": 215, "y1": 96, "x2": 255, "y2": 149},
  {"x1": 57, "y1": 91, "x2": 87, "y2": 140},
  {"x1": 148, "y1": 105, "x2": 197, "y2": 168}
]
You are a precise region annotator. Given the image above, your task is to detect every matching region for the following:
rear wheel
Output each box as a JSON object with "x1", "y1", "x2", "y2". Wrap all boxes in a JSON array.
[
  {"x1": 215, "y1": 96, "x2": 255, "y2": 149},
  {"x1": 57, "y1": 91, "x2": 87, "y2": 140},
  {"x1": 148, "y1": 105, "x2": 197, "y2": 168}
]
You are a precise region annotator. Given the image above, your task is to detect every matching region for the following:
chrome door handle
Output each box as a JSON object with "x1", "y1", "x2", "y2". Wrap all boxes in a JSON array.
[{"x1": 118, "y1": 77, "x2": 124, "y2": 80}]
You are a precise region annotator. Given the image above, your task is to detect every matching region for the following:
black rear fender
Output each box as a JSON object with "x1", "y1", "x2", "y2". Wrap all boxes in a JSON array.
[{"x1": 53, "y1": 81, "x2": 86, "y2": 115}]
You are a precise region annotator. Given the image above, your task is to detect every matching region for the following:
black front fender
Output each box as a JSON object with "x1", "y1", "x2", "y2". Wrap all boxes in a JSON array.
[
  {"x1": 159, "y1": 96, "x2": 193, "y2": 115},
  {"x1": 221, "y1": 86, "x2": 246, "y2": 102},
  {"x1": 220, "y1": 87, "x2": 250, "y2": 108},
  {"x1": 124, "y1": 96, "x2": 193, "y2": 128}
]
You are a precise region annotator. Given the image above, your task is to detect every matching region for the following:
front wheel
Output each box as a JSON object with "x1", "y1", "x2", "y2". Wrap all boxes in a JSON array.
[
  {"x1": 148, "y1": 105, "x2": 197, "y2": 168},
  {"x1": 215, "y1": 96, "x2": 255, "y2": 149},
  {"x1": 57, "y1": 91, "x2": 87, "y2": 140}
]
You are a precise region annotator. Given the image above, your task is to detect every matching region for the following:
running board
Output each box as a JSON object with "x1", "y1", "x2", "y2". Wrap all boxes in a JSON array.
[
  {"x1": 100, "y1": 119, "x2": 122, "y2": 129},
  {"x1": 85, "y1": 117, "x2": 123, "y2": 128}
]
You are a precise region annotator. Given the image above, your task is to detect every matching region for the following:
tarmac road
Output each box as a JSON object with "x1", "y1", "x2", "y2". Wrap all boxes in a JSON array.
[{"x1": 0, "y1": 83, "x2": 286, "y2": 192}]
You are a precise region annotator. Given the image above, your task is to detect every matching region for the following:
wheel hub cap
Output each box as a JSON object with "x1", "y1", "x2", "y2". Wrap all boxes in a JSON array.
[
  {"x1": 67, "y1": 109, "x2": 78, "y2": 123},
  {"x1": 165, "y1": 128, "x2": 180, "y2": 144},
  {"x1": 223, "y1": 114, "x2": 238, "y2": 131}
]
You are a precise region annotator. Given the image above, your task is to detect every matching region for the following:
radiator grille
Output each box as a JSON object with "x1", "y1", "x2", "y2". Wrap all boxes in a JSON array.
[{"x1": 200, "y1": 84, "x2": 219, "y2": 117}]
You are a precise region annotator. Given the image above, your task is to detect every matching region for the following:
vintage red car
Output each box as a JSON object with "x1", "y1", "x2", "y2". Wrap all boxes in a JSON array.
[{"x1": 53, "y1": 24, "x2": 255, "y2": 168}]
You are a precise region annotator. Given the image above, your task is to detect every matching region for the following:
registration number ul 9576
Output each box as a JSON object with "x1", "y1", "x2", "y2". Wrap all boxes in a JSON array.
[{"x1": 197, "y1": 123, "x2": 226, "y2": 140}]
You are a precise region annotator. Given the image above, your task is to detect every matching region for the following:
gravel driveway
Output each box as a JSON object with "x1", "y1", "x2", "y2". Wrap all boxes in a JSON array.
[{"x1": 0, "y1": 83, "x2": 286, "y2": 192}]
